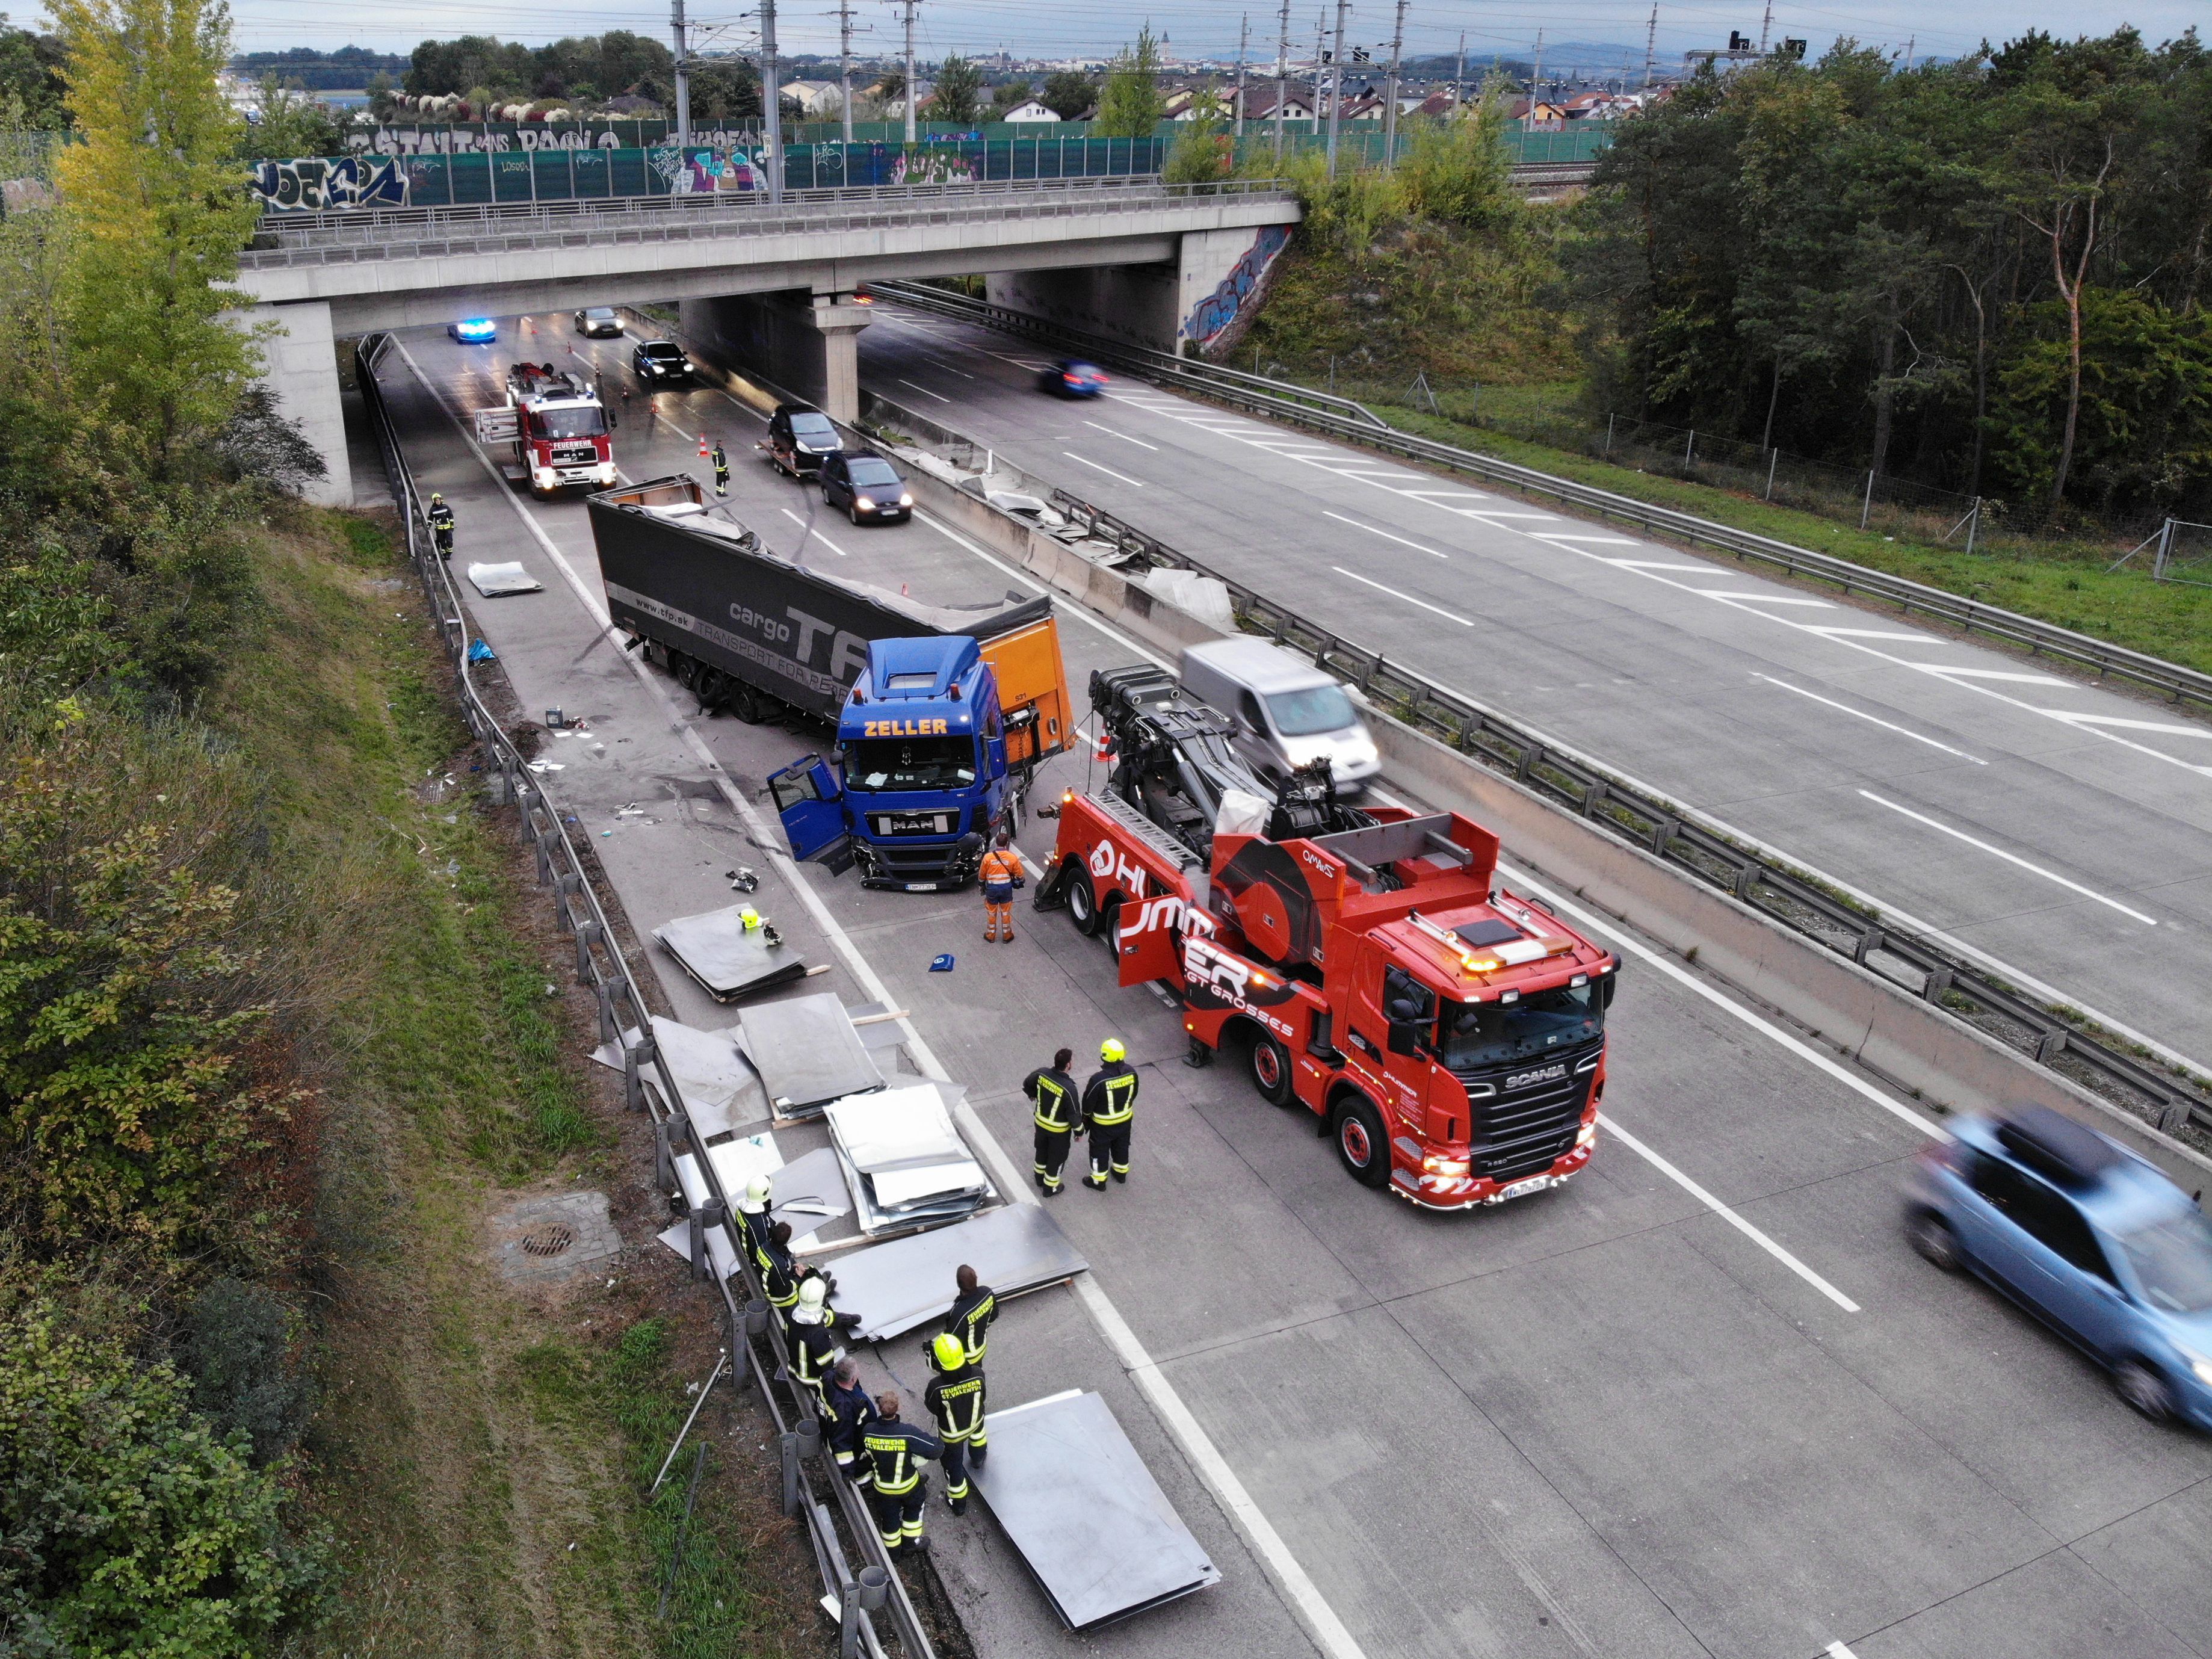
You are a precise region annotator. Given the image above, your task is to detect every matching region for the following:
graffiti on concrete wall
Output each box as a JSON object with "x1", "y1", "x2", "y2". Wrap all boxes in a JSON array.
[
  {"x1": 1182, "y1": 224, "x2": 1290, "y2": 345},
  {"x1": 249, "y1": 154, "x2": 409, "y2": 213},
  {"x1": 650, "y1": 146, "x2": 766, "y2": 194},
  {"x1": 891, "y1": 148, "x2": 976, "y2": 185},
  {"x1": 345, "y1": 123, "x2": 758, "y2": 156}
]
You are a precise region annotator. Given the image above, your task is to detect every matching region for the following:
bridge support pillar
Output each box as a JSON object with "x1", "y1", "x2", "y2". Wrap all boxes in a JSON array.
[
  {"x1": 246, "y1": 298, "x2": 353, "y2": 507},
  {"x1": 983, "y1": 224, "x2": 1291, "y2": 359},
  {"x1": 678, "y1": 289, "x2": 872, "y2": 422}
]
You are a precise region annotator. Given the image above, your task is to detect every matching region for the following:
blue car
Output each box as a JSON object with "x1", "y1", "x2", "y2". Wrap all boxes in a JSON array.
[
  {"x1": 1905, "y1": 1103, "x2": 2212, "y2": 1427},
  {"x1": 448, "y1": 318, "x2": 498, "y2": 344},
  {"x1": 1037, "y1": 358, "x2": 1108, "y2": 398}
]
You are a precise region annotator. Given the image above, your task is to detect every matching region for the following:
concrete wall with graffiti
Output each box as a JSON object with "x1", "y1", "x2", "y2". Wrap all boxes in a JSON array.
[
  {"x1": 1178, "y1": 223, "x2": 1290, "y2": 349},
  {"x1": 247, "y1": 155, "x2": 410, "y2": 213}
]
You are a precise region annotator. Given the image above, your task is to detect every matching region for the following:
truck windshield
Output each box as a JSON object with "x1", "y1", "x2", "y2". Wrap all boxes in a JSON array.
[
  {"x1": 1267, "y1": 684, "x2": 1357, "y2": 737},
  {"x1": 845, "y1": 735, "x2": 977, "y2": 792},
  {"x1": 1435, "y1": 983, "x2": 1603, "y2": 1070},
  {"x1": 530, "y1": 406, "x2": 607, "y2": 440}
]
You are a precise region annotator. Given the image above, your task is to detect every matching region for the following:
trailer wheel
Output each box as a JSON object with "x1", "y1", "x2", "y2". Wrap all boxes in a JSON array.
[
  {"x1": 731, "y1": 685, "x2": 768, "y2": 724},
  {"x1": 1066, "y1": 869, "x2": 1102, "y2": 936},
  {"x1": 1332, "y1": 1095, "x2": 1389, "y2": 1188},
  {"x1": 670, "y1": 653, "x2": 699, "y2": 691},
  {"x1": 694, "y1": 667, "x2": 729, "y2": 710},
  {"x1": 1248, "y1": 1034, "x2": 1294, "y2": 1107}
]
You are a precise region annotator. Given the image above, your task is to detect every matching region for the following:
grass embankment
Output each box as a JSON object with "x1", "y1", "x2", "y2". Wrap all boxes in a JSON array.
[{"x1": 225, "y1": 513, "x2": 808, "y2": 1657}]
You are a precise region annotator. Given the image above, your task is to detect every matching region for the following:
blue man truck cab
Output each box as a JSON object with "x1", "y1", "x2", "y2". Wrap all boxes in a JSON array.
[{"x1": 771, "y1": 622, "x2": 1070, "y2": 891}]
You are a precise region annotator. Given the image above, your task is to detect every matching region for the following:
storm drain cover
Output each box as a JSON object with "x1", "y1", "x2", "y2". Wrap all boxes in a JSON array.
[
  {"x1": 490, "y1": 1190, "x2": 620, "y2": 1285},
  {"x1": 521, "y1": 1226, "x2": 575, "y2": 1258}
]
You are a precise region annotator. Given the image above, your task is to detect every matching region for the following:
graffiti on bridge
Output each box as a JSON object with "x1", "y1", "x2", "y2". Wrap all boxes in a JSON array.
[
  {"x1": 250, "y1": 155, "x2": 409, "y2": 213},
  {"x1": 649, "y1": 147, "x2": 768, "y2": 194},
  {"x1": 1182, "y1": 224, "x2": 1290, "y2": 345}
]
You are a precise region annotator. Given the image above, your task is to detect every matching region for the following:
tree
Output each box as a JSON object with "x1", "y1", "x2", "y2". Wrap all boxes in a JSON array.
[
  {"x1": 0, "y1": 21, "x2": 67, "y2": 127},
  {"x1": 990, "y1": 78, "x2": 1034, "y2": 116},
  {"x1": 1040, "y1": 68, "x2": 1095, "y2": 120},
  {"x1": 52, "y1": 0, "x2": 262, "y2": 482},
  {"x1": 1094, "y1": 24, "x2": 1165, "y2": 138},
  {"x1": 236, "y1": 76, "x2": 341, "y2": 159},
  {"x1": 931, "y1": 54, "x2": 982, "y2": 125}
]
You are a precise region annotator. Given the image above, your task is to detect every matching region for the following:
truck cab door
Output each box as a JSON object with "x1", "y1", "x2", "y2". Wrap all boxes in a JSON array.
[
  {"x1": 768, "y1": 755, "x2": 854, "y2": 873},
  {"x1": 1116, "y1": 891, "x2": 1190, "y2": 988}
]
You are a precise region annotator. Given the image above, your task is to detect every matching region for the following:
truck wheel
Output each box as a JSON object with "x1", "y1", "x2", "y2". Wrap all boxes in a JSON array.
[
  {"x1": 670, "y1": 653, "x2": 699, "y2": 691},
  {"x1": 1066, "y1": 869, "x2": 1102, "y2": 936},
  {"x1": 1098, "y1": 896, "x2": 1122, "y2": 953},
  {"x1": 1249, "y1": 1034, "x2": 1294, "y2": 1107},
  {"x1": 731, "y1": 685, "x2": 768, "y2": 724},
  {"x1": 1332, "y1": 1095, "x2": 1390, "y2": 1188}
]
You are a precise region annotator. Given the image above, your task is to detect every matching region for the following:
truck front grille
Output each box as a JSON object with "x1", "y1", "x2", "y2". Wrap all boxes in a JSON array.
[
  {"x1": 1460, "y1": 1042, "x2": 1600, "y2": 1184},
  {"x1": 865, "y1": 812, "x2": 959, "y2": 838},
  {"x1": 551, "y1": 442, "x2": 598, "y2": 465}
]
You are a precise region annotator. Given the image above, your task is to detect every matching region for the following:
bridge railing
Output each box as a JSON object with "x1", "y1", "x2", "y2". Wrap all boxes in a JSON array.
[{"x1": 244, "y1": 175, "x2": 1300, "y2": 265}]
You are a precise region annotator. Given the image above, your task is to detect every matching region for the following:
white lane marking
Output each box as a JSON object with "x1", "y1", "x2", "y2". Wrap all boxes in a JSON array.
[
  {"x1": 1530, "y1": 533, "x2": 1639, "y2": 545},
  {"x1": 1908, "y1": 665, "x2": 2069, "y2": 685},
  {"x1": 912, "y1": 353, "x2": 975, "y2": 378},
  {"x1": 1754, "y1": 675, "x2": 1987, "y2": 764},
  {"x1": 1857, "y1": 791, "x2": 2159, "y2": 925},
  {"x1": 1322, "y1": 510, "x2": 1448, "y2": 558},
  {"x1": 2042, "y1": 711, "x2": 2212, "y2": 740},
  {"x1": 1693, "y1": 591, "x2": 1836, "y2": 607},
  {"x1": 1083, "y1": 419, "x2": 1158, "y2": 450},
  {"x1": 1604, "y1": 560, "x2": 1712, "y2": 572},
  {"x1": 1331, "y1": 566, "x2": 1472, "y2": 625},
  {"x1": 1402, "y1": 489, "x2": 1494, "y2": 501},
  {"x1": 1806, "y1": 627, "x2": 1936, "y2": 643},
  {"x1": 645, "y1": 401, "x2": 697, "y2": 443},
  {"x1": 1500, "y1": 859, "x2": 1945, "y2": 1149},
  {"x1": 897, "y1": 377, "x2": 952, "y2": 403},
  {"x1": 1061, "y1": 450, "x2": 1146, "y2": 487},
  {"x1": 1461, "y1": 510, "x2": 1562, "y2": 520},
  {"x1": 1334, "y1": 468, "x2": 1426, "y2": 481},
  {"x1": 779, "y1": 507, "x2": 850, "y2": 557},
  {"x1": 1827, "y1": 1644, "x2": 1859, "y2": 1658},
  {"x1": 1599, "y1": 1116, "x2": 1862, "y2": 1313},
  {"x1": 400, "y1": 340, "x2": 1374, "y2": 1659},
  {"x1": 914, "y1": 513, "x2": 1169, "y2": 666}
]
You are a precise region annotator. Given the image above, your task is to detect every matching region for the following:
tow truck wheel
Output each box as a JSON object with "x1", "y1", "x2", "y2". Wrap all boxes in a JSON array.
[
  {"x1": 1249, "y1": 1034, "x2": 1294, "y2": 1107},
  {"x1": 1332, "y1": 1095, "x2": 1389, "y2": 1188},
  {"x1": 1066, "y1": 869, "x2": 1102, "y2": 936},
  {"x1": 1097, "y1": 896, "x2": 1122, "y2": 953}
]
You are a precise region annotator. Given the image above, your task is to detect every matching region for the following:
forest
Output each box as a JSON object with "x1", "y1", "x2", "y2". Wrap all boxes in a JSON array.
[{"x1": 1578, "y1": 30, "x2": 2212, "y2": 526}]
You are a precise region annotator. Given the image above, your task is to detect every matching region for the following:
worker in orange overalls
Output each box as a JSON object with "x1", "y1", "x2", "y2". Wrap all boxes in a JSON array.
[{"x1": 978, "y1": 831, "x2": 1023, "y2": 942}]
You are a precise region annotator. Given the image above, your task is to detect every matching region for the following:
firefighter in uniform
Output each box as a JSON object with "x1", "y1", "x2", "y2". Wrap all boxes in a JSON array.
[
  {"x1": 939, "y1": 1264, "x2": 997, "y2": 1369},
  {"x1": 427, "y1": 492, "x2": 456, "y2": 559},
  {"x1": 1083, "y1": 1039, "x2": 1138, "y2": 1188},
  {"x1": 712, "y1": 439, "x2": 730, "y2": 497},
  {"x1": 923, "y1": 1332, "x2": 988, "y2": 1514},
  {"x1": 787, "y1": 1277, "x2": 844, "y2": 1408},
  {"x1": 823, "y1": 1357, "x2": 878, "y2": 1486},
  {"x1": 752, "y1": 1216, "x2": 802, "y2": 1326},
  {"x1": 1024, "y1": 1047, "x2": 1080, "y2": 1196},
  {"x1": 978, "y1": 831, "x2": 1022, "y2": 942},
  {"x1": 734, "y1": 1175, "x2": 770, "y2": 1264},
  {"x1": 862, "y1": 1393, "x2": 944, "y2": 1555}
]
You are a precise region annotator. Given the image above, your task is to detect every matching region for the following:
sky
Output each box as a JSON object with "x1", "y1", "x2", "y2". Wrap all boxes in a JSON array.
[{"x1": 173, "y1": 0, "x2": 2201, "y2": 74}]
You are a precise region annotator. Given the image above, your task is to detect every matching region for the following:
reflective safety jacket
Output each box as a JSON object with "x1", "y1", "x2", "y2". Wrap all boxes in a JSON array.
[
  {"x1": 1024, "y1": 1066, "x2": 1079, "y2": 1132},
  {"x1": 823, "y1": 1376, "x2": 877, "y2": 1464},
  {"x1": 862, "y1": 1415, "x2": 944, "y2": 1495},
  {"x1": 924, "y1": 1364, "x2": 987, "y2": 1443},
  {"x1": 1083, "y1": 1060, "x2": 1138, "y2": 1129},
  {"x1": 979, "y1": 848, "x2": 1024, "y2": 894},
  {"x1": 939, "y1": 1282, "x2": 997, "y2": 1369},
  {"x1": 789, "y1": 1316, "x2": 842, "y2": 1393},
  {"x1": 752, "y1": 1231, "x2": 799, "y2": 1311}
]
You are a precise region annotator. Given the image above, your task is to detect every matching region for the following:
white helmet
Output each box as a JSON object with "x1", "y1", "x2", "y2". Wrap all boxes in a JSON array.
[
  {"x1": 739, "y1": 1176, "x2": 770, "y2": 1214},
  {"x1": 797, "y1": 1276, "x2": 827, "y2": 1308}
]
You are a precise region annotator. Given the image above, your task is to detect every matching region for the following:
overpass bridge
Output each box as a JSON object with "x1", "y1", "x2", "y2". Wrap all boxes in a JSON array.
[{"x1": 240, "y1": 175, "x2": 1302, "y2": 504}]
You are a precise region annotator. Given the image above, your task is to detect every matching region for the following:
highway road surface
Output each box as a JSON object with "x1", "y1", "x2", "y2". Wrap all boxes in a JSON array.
[
  {"x1": 380, "y1": 314, "x2": 2212, "y2": 1659},
  {"x1": 853, "y1": 300, "x2": 2212, "y2": 1081}
]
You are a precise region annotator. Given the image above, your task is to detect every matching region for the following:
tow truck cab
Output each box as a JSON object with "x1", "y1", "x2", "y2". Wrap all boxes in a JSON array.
[
  {"x1": 771, "y1": 624, "x2": 1068, "y2": 891},
  {"x1": 1046, "y1": 796, "x2": 1619, "y2": 1207}
]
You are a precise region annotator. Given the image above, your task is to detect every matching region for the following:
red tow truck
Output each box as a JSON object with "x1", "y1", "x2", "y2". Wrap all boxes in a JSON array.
[
  {"x1": 472, "y1": 362, "x2": 616, "y2": 497},
  {"x1": 1035, "y1": 666, "x2": 1620, "y2": 1208}
]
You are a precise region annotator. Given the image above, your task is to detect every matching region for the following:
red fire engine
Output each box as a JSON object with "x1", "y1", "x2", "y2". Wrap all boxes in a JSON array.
[
  {"x1": 472, "y1": 362, "x2": 616, "y2": 497},
  {"x1": 1036, "y1": 666, "x2": 1620, "y2": 1208}
]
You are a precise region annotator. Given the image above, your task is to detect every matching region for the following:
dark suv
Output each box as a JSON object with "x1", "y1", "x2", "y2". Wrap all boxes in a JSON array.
[
  {"x1": 632, "y1": 339, "x2": 694, "y2": 384},
  {"x1": 1905, "y1": 1102, "x2": 2212, "y2": 1427},
  {"x1": 820, "y1": 451, "x2": 912, "y2": 524},
  {"x1": 764, "y1": 404, "x2": 842, "y2": 478}
]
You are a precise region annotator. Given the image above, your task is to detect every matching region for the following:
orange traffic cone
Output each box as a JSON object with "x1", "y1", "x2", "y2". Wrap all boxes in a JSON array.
[
  {"x1": 1093, "y1": 729, "x2": 1114, "y2": 761},
  {"x1": 698, "y1": 433, "x2": 709, "y2": 458}
]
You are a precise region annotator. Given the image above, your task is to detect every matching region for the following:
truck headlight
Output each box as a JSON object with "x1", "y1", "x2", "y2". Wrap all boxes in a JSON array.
[
  {"x1": 1576, "y1": 1121, "x2": 1598, "y2": 1148},
  {"x1": 1422, "y1": 1155, "x2": 1469, "y2": 1177},
  {"x1": 596, "y1": 465, "x2": 616, "y2": 483},
  {"x1": 533, "y1": 468, "x2": 555, "y2": 487}
]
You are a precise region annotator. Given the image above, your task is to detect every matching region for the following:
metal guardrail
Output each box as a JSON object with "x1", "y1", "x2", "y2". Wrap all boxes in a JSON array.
[
  {"x1": 873, "y1": 281, "x2": 2212, "y2": 718},
  {"x1": 249, "y1": 176, "x2": 1293, "y2": 266},
  {"x1": 352, "y1": 333, "x2": 938, "y2": 1659},
  {"x1": 1036, "y1": 487, "x2": 2212, "y2": 1144}
]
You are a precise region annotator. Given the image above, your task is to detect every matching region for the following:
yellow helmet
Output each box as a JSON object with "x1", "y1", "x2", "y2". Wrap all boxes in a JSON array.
[
  {"x1": 740, "y1": 906, "x2": 762, "y2": 931},
  {"x1": 932, "y1": 1332, "x2": 965, "y2": 1371},
  {"x1": 1101, "y1": 1038, "x2": 1126, "y2": 1063}
]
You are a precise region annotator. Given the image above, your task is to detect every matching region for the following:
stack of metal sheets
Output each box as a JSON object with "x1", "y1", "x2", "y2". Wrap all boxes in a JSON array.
[
  {"x1": 823, "y1": 1203, "x2": 1087, "y2": 1339},
  {"x1": 588, "y1": 1016, "x2": 768, "y2": 1140},
  {"x1": 738, "y1": 992, "x2": 882, "y2": 1118},
  {"x1": 653, "y1": 903, "x2": 808, "y2": 1002},
  {"x1": 823, "y1": 1082, "x2": 992, "y2": 1233}
]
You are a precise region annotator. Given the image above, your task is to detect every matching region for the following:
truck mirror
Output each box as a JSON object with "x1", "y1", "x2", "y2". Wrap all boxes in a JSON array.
[
  {"x1": 1386, "y1": 995, "x2": 1423, "y2": 1023},
  {"x1": 1386, "y1": 1021, "x2": 1423, "y2": 1057}
]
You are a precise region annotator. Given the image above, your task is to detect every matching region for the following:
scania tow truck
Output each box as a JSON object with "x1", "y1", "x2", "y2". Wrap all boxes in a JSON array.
[
  {"x1": 473, "y1": 362, "x2": 616, "y2": 496},
  {"x1": 1035, "y1": 665, "x2": 1620, "y2": 1208}
]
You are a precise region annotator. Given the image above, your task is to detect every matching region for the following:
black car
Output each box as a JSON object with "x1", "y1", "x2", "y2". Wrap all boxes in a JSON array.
[
  {"x1": 574, "y1": 306, "x2": 623, "y2": 337},
  {"x1": 765, "y1": 404, "x2": 841, "y2": 478},
  {"x1": 632, "y1": 339, "x2": 694, "y2": 384},
  {"x1": 820, "y1": 451, "x2": 913, "y2": 524}
]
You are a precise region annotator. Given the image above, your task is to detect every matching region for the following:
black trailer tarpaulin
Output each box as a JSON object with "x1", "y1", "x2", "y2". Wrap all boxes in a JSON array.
[{"x1": 587, "y1": 477, "x2": 1052, "y2": 724}]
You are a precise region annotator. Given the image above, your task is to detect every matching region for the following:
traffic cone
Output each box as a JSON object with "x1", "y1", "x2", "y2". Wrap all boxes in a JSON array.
[
  {"x1": 699, "y1": 433, "x2": 709, "y2": 458},
  {"x1": 1093, "y1": 729, "x2": 1114, "y2": 762}
]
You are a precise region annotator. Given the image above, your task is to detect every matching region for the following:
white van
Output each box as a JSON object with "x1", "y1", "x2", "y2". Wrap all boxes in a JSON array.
[{"x1": 1179, "y1": 637, "x2": 1380, "y2": 794}]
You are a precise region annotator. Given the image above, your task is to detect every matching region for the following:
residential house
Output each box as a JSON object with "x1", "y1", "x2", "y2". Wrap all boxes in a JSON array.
[
  {"x1": 780, "y1": 79, "x2": 844, "y2": 116},
  {"x1": 1231, "y1": 84, "x2": 1315, "y2": 122},
  {"x1": 997, "y1": 98, "x2": 1061, "y2": 122}
]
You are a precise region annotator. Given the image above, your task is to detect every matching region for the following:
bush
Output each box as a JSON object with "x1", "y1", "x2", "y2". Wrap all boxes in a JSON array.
[
  {"x1": 0, "y1": 1286, "x2": 329, "y2": 1654},
  {"x1": 180, "y1": 1277, "x2": 309, "y2": 1466}
]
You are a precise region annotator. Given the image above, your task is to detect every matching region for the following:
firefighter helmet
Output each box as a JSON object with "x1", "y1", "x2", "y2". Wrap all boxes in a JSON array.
[
  {"x1": 933, "y1": 1332, "x2": 965, "y2": 1371},
  {"x1": 1101, "y1": 1038, "x2": 1125, "y2": 1063},
  {"x1": 740, "y1": 1176, "x2": 770, "y2": 1214},
  {"x1": 797, "y1": 1276, "x2": 827, "y2": 1308}
]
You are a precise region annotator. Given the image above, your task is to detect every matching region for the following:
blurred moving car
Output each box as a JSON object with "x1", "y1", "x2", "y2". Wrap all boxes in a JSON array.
[
  {"x1": 1037, "y1": 359, "x2": 1109, "y2": 398},
  {"x1": 575, "y1": 306, "x2": 623, "y2": 337},
  {"x1": 1905, "y1": 1102, "x2": 2212, "y2": 1427},
  {"x1": 764, "y1": 404, "x2": 842, "y2": 478},
  {"x1": 631, "y1": 339, "x2": 694, "y2": 384},
  {"x1": 448, "y1": 318, "x2": 498, "y2": 344},
  {"x1": 820, "y1": 451, "x2": 913, "y2": 524}
]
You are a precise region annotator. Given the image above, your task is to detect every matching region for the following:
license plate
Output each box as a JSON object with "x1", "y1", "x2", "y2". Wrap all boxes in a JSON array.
[
  {"x1": 1499, "y1": 1176, "x2": 1551, "y2": 1201},
  {"x1": 903, "y1": 882, "x2": 938, "y2": 892}
]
